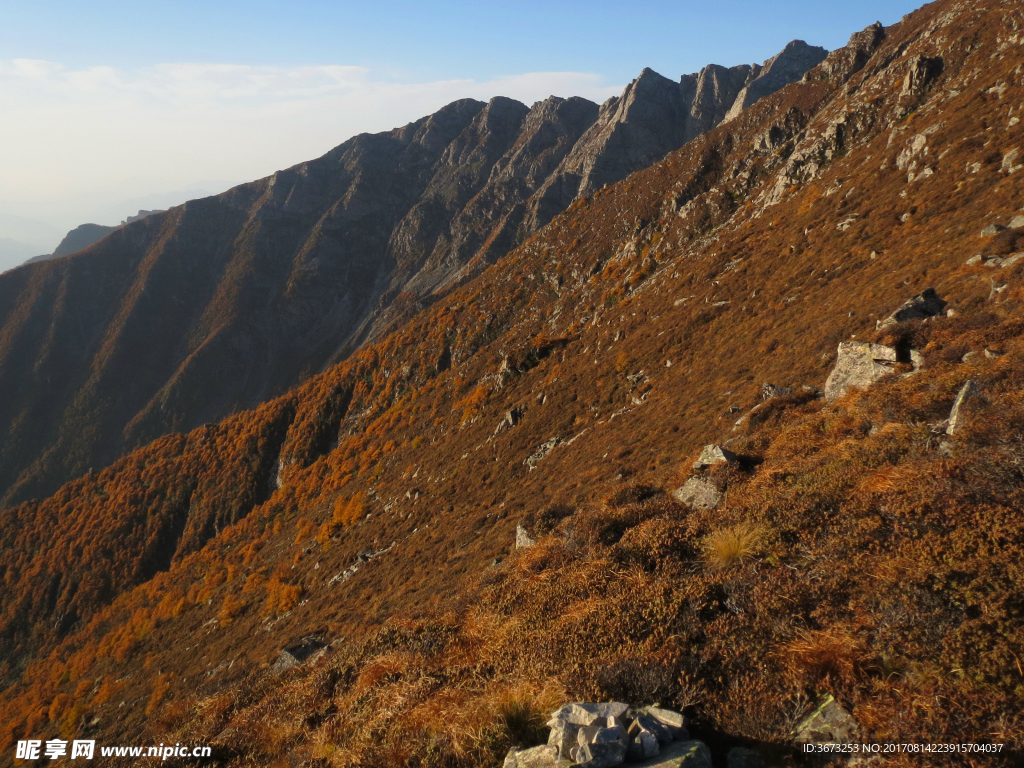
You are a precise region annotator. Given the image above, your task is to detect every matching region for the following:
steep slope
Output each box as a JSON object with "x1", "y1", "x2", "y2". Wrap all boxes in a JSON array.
[
  {"x1": 7, "y1": 1, "x2": 1024, "y2": 762},
  {"x1": 0, "y1": 44, "x2": 824, "y2": 509}
]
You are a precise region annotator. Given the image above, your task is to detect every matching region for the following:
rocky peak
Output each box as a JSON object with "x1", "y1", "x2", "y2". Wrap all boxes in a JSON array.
[{"x1": 723, "y1": 40, "x2": 829, "y2": 120}]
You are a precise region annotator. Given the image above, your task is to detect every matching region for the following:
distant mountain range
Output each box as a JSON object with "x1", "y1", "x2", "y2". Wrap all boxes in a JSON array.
[{"x1": 0, "y1": 41, "x2": 825, "y2": 507}]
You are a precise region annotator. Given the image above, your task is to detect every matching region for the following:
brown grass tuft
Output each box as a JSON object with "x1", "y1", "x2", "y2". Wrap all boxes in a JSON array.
[
  {"x1": 702, "y1": 521, "x2": 762, "y2": 570},
  {"x1": 785, "y1": 627, "x2": 866, "y2": 686}
]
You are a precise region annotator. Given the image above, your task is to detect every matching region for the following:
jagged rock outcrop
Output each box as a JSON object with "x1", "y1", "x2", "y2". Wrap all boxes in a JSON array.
[{"x1": 522, "y1": 42, "x2": 825, "y2": 235}]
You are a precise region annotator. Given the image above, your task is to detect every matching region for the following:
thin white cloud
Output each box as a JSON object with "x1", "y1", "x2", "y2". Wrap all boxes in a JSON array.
[{"x1": 0, "y1": 58, "x2": 623, "y2": 263}]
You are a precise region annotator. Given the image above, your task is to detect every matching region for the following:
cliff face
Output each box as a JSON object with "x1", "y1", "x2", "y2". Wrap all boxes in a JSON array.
[{"x1": 0, "y1": 44, "x2": 825, "y2": 507}]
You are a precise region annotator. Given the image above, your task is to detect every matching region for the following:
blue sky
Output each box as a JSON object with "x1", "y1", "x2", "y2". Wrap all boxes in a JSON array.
[{"x1": 0, "y1": 0, "x2": 924, "y2": 267}]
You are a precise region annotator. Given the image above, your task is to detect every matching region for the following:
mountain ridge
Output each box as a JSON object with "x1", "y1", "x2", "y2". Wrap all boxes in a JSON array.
[{"x1": 0, "y1": 42, "x2": 825, "y2": 508}]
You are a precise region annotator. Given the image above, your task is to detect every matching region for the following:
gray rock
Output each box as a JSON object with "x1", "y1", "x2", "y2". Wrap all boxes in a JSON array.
[
  {"x1": 672, "y1": 477, "x2": 722, "y2": 509},
  {"x1": 516, "y1": 523, "x2": 536, "y2": 549},
  {"x1": 525, "y1": 437, "x2": 562, "y2": 469},
  {"x1": 793, "y1": 695, "x2": 859, "y2": 743},
  {"x1": 901, "y1": 55, "x2": 944, "y2": 98},
  {"x1": 692, "y1": 444, "x2": 737, "y2": 470},
  {"x1": 761, "y1": 382, "x2": 792, "y2": 400},
  {"x1": 962, "y1": 351, "x2": 980, "y2": 364},
  {"x1": 1000, "y1": 252, "x2": 1024, "y2": 268},
  {"x1": 877, "y1": 287, "x2": 946, "y2": 327},
  {"x1": 1010, "y1": 215, "x2": 1024, "y2": 229},
  {"x1": 644, "y1": 707, "x2": 688, "y2": 740},
  {"x1": 946, "y1": 380, "x2": 980, "y2": 435},
  {"x1": 549, "y1": 702, "x2": 629, "y2": 727},
  {"x1": 503, "y1": 744, "x2": 563, "y2": 768},
  {"x1": 823, "y1": 342, "x2": 899, "y2": 401},
  {"x1": 576, "y1": 740, "x2": 627, "y2": 768},
  {"x1": 726, "y1": 747, "x2": 767, "y2": 768},
  {"x1": 494, "y1": 407, "x2": 525, "y2": 436},
  {"x1": 631, "y1": 740, "x2": 712, "y2": 768},
  {"x1": 633, "y1": 714, "x2": 673, "y2": 745},
  {"x1": 271, "y1": 637, "x2": 328, "y2": 672},
  {"x1": 981, "y1": 223, "x2": 1007, "y2": 237},
  {"x1": 547, "y1": 720, "x2": 582, "y2": 758},
  {"x1": 966, "y1": 254, "x2": 983, "y2": 266}
]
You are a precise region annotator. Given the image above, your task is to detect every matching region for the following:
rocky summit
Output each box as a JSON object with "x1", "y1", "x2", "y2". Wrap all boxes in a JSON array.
[{"x1": 2, "y1": 0, "x2": 1024, "y2": 767}]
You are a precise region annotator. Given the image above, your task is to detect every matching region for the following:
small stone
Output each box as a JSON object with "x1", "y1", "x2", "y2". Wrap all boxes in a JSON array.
[
  {"x1": 947, "y1": 380, "x2": 981, "y2": 436},
  {"x1": 984, "y1": 348, "x2": 1005, "y2": 359},
  {"x1": 692, "y1": 444, "x2": 736, "y2": 470},
  {"x1": 1000, "y1": 252, "x2": 1024, "y2": 268},
  {"x1": 1010, "y1": 215, "x2": 1024, "y2": 229},
  {"x1": 966, "y1": 254, "x2": 983, "y2": 266},
  {"x1": 672, "y1": 477, "x2": 722, "y2": 509},
  {"x1": 726, "y1": 747, "x2": 767, "y2": 768},
  {"x1": 962, "y1": 351, "x2": 980, "y2": 363},
  {"x1": 793, "y1": 695, "x2": 859, "y2": 744},
  {"x1": 981, "y1": 223, "x2": 1007, "y2": 237}
]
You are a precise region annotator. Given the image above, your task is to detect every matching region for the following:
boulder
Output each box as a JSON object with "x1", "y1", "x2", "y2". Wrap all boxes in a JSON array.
[
  {"x1": 1010, "y1": 215, "x2": 1024, "y2": 229},
  {"x1": 726, "y1": 747, "x2": 767, "y2": 768},
  {"x1": 633, "y1": 714, "x2": 673, "y2": 745},
  {"x1": 793, "y1": 694, "x2": 859, "y2": 743},
  {"x1": 503, "y1": 744, "x2": 563, "y2": 768},
  {"x1": 643, "y1": 707, "x2": 687, "y2": 740},
  {"x1": 877, "y1": 287, "x2": 946, "y2": 327},
  {"x1": 981, "y1": 223, "x2": 1007, "y2": 237},
  {"x1": 946, "y1": 380, "x2": 980, "y2": 435},
  {"x1": 550, "y1": 702, "x2": 630, "y2": 724},
  {"x1": 516, "y1": 523, "x2": 536, "y2": 549},
  {"x1": 692, "y1": 444, "x2": 736, "y2": 470},
  {"x1": 760, "y1": 382, "x2": 791, "y2": 400},
  {"x1": 672, "y1": 477, "x2": 722, "y2": 509},
  {"x1": 547, "y1": 720, "x2": 583, "y2": 758},
  {"x1": 823, "y1": 342, "x2": 898, "y2": 401},
  {"x1": 576, "y1": 740, "x2": 627, "y2": 768},
  {"x1": 631, "y1": 740, "x2": 712, "y2": 768},
  {"x1": 495, "y1": 407, "x2": 525, "y2": 436},
  {"x1": 271, "y1": 637, "x2": 328, "y2": 672}
]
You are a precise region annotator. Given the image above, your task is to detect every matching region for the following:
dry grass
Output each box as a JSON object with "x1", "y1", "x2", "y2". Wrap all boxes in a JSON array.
[
  {"x1": 701, "y1": 521, "x2": 762, "y2": 570},
  {"x1": 784, "y1": 628, "x2": 867, "y2": 686}
]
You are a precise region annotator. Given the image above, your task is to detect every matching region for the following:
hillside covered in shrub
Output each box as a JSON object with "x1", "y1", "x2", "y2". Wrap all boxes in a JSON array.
[{"x1": 2, "y1": 0, "x2": 1023, "y2": 765}]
